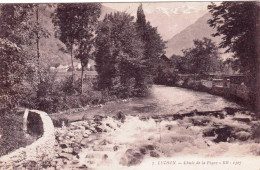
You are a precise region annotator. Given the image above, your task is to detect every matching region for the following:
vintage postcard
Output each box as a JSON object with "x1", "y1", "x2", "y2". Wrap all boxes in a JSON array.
[{"x1": 0, "y1": 1, "x2": 259, "y2": 170}]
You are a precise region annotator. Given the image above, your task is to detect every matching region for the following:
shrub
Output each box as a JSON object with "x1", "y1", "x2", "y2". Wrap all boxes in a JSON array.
[{"x1": 60, "y1": 76, "x2": 77, "y2": 95}]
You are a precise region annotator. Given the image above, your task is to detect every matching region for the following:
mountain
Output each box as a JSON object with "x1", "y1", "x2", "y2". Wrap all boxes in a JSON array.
[
  {"x1": 165, "y1": 13, "x2": 223, "y2": 57},
  {"x1": 38, "y1": 5, "x2": 117, "y2": 66},
  {"x1": 144, "y1": 7, "x2": 208, "y2": 41}
]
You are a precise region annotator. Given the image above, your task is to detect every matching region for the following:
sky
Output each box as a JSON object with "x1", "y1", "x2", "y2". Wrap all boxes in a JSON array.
[
  {"x1": 102, "y1": 2, "x2": 212, "y2": 40},
  {"x1": 103, "y1": 2, "x2": 210, "y2": 15}
]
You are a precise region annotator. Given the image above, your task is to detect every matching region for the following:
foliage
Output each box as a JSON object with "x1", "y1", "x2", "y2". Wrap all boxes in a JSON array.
[
  {"x1": 52, "y1": 4, "x2": 100, "y2": 78},
  {"x1": 24, "y1": 68, "x2": 65, "y2": 113},
  {"x1": 95, "y1": 12, "x2": 147, "y2": 98},
  {"x1": 170, "y1": 54, "x2": 190, "y2": 73},
  {"x1": 154, "y1": 63, "x2": 177, "y2": 85},
  {"x1": 60, "y1": 76, "x2": 77, "y2": 95},
  {"x1": 0, "y1": 4, "x2": 34, "y2": 46},
  {"x1": 208, "y1": 2, "x2": 259, "y2": 86},
  {"x1": 0, "y1": 39, "x2": 26, "y2": 113},
  {"x1": 136, "y1": 4, "x2": 166, "y2": 81},
  {"x1": 0, "y1": 4, "x2": 50, "y2": 113},
  {"x1": 52, "y1": 3, "x2": 101, "y2": 93},
  {"x1": 181, "y1": 37, "x2": 221, "y2": 75}
]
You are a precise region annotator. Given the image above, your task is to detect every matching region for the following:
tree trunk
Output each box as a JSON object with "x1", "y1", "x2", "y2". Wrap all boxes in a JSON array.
[
  {"x1": 255, "y1": 3, "x2": 260, "y2": 118},
  {"x1": 81, "y1": 61, "x2": 84, "y2": 94},
  {"x1": 36, "y1": 6, "x2": 40, "y2": 80},
  {"x1": 70, "y1": 44, "x2": 74, "y2": 84}
]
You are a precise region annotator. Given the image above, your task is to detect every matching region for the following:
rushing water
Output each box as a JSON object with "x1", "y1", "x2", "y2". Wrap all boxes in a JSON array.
[{"x1": 52, "y1": 85, "x2": 258, "y2": 170}]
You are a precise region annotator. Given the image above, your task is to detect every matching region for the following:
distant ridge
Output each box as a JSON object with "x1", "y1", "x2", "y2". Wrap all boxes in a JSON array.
[{"x1": 165, "y1": 13, "x2": 222, "y2": 57}]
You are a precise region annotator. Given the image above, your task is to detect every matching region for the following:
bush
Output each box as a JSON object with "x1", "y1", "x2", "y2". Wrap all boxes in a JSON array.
[
  {"x1": 20, "y1": 68, "x2": 119, "y2": 114},
  {"x1": 60, "y1": 76, "x2": 79, "y2": 95}
]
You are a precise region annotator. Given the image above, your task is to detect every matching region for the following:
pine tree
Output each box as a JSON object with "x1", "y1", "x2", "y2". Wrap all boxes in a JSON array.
[{"x1": 136, "y1": 4, "x2": 166, "y2": 93}]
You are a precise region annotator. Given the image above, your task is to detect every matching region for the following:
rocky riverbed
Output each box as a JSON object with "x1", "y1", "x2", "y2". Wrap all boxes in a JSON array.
[{"x1": 44, "y1": 108, "x2": 260, "y2": 170}]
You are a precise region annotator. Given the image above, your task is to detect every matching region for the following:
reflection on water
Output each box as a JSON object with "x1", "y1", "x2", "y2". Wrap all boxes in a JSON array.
[
  {"x1": 87, "y1": 85, "x2": 241, "y2": 117},
  {"x1": 149, "y1": 85, "x2": 240, "y2": 114}
]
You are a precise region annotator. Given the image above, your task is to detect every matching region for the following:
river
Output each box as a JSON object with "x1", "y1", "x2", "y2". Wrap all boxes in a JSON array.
[
  {"x1": 149, "y1": 85, "x2": 240, "y2": 114},
  {"x1": 84, "y1": 85, "x2": 241, "y2": 117},
  {"x1": 52, "y1": 85, "x2": 260, "y2": 170}
]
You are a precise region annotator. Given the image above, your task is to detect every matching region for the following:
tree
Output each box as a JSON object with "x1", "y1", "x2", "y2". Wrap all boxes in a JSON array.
[
  {"x1": 0, "y1": 4, "x2": 36, "y2": 113},
  {"x1": 53, "y1": 3, "x2": 101, "y2": 91},
  {"x1": 0, "y1": 4, "x2": 50, "y2": 80},
  {"x1": 181, "y1": 37, "x2": 220, "y2": 78},
  {"x1": 0, "y1": 39, "x2": 27, "y2": 113},
  {"x1": 136, "y1": 4, "x2": 166, "y2": 86},
  {"x1": 95, "y1": 12, "x2": 146, "y2": 98},
  {"x1": 208, "y1": 2, "x2": 260, "y2": 110},
  {"x1": 32, "y1": 4, "x2": 50, "y2": 71},
  {"x1": 73, "y1": 3, "x2": 101, "y2": 94}
]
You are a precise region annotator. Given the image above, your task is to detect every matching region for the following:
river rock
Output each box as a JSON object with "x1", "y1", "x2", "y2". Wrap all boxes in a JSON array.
[
  {"x1": 60, "y1": 143, "x2": 69, "y2": 149},
  {"x1": 62, "y1": 148, "x2": 73, "y2": 153},
  {"x1": 93, "y1": 115, "x2": 103, "y2": 122},
  {"x1": 114, "y1": 111, "x2": 126, "y2": 123},
  {"x1": 72, "y1": 160, "x2": 80, "y2": 165},
  {"x1": 224, "y1": 107, "x2": 237, "y2": 115},
  {"x1": 77, "y1": 164, "x2": 88, "y2": 170},
  {"x1": 139, "y1": 147, "x2": 147, "y2": 155},
  {"x1": 233, "y1": 117, "x2": 251, "y2": 123},
  {"x1": 99, "y1": 139, "x2": 108, "y2": 145},
  {"x1": 80, "y1": 138, "x2": 89, "y2": 147},
  {"x1": 120, "y1": 149, "x2": 144, "y2": 166},
  {"x1": 73, "y1": 146, "x2": 81, "y2": 155},
  {"x1": 103, "y1": 154, "x2": 108, "y2": 159},
  {"x1": 144, "y1": 145, "x2": 155, "y2": 150},
  {"x1": 235, "y1": 131, "x2": 251, "y2": 141},
  {"x1": 58, "y1": 153, "x2": 73, "y2": 160},
  {"x1": 113, "y1": 145, "x2": 119, "y2": 151},
  {"x1": 150, "y1": 151, "x2": 160, "y2": 158},
  {"x1": 94, "y1": 126, "x2": 103, "y2": 133}
]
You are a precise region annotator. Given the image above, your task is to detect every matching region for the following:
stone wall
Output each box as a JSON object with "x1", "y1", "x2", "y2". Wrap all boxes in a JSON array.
[{"x1": 0, "y1": 110, "x2": 55, "y2": 169}]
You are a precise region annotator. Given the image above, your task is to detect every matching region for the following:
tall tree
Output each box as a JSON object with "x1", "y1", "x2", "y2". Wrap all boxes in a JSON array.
[
  {"x1": 95, "y1": 12, "x2": 145, "y2": 98},
  {"x1": 73, "y1": 3, "x2": 101, "y2": 94},
  {"x1": 0, "y1": 4, "x2": 33, "y2": 113},
  {"x1": 32, "y1": 5, "x2": 50, "y2": 70},
  {"x1": 208, "y1": 2, "x2": 260, "y2": 110},
  {"x1": 0, "y1": 4, "x2": 50, "y2": 79},
  {"x1": 52, "y1": 3, "x2": 101, "y2": 88},
  {"x1": 136, "y1": 4, "x2": 166, "y2": 85}
]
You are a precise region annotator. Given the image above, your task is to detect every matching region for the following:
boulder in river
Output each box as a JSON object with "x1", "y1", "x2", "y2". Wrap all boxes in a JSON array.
[
  {"x1": 93, "y1": 115, "x2": 104, "y2": 122},
  {"x1": 150, "y1": 151, "x2": 160, "y2": 158},
  {"x1": 120, "y1": 149, "x2": 144, "y2": 166},
  {"x1": 114, "y1": 111, "x2": 126, "y2": 123},
  {"x1": 144, "y1": 145, "x2": 155, "y2": 150}
]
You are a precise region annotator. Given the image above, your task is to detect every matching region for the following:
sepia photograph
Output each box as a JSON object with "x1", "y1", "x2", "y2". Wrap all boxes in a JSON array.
[{"x1": 0, "y1": 1, "x2": 260, "y2": 169}]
